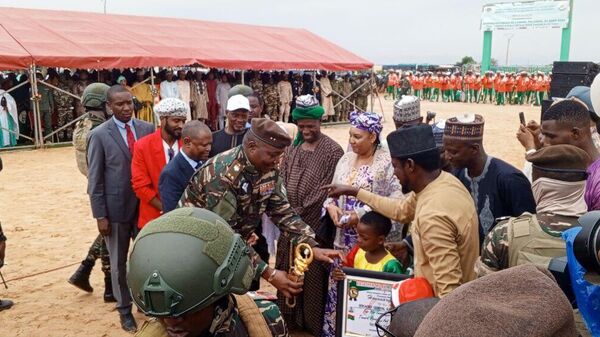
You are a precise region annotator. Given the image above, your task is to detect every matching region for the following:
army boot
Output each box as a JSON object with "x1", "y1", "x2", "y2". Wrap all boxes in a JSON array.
[
  {"x1": 103, "y1": 274, "x2": 116, "y2": 303},
  {"x1": 68, "y1": 259, "x2": 94, "y2": 293}
]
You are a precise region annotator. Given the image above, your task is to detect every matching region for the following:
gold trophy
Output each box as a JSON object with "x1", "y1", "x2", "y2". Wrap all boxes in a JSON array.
[{"x1": 286, "y1": 242, "x2": 314, "y2": 308}]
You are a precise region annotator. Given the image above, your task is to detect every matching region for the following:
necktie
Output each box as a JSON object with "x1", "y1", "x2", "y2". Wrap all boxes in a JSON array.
[
  {"x1": 125, "y1": 124, "x2": 136, "y2": 155},
  {"x1": 195, "y1": 161, "x2": 202, "y2": 170},
  {"x1": 168, "y1": 148, "x2": 175, "y2": 162}
]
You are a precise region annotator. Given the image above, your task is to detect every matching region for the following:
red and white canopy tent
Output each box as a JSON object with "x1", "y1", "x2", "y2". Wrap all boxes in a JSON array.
[{"x1": 0, "y1": 7, "x2": 373, "y2": 147}]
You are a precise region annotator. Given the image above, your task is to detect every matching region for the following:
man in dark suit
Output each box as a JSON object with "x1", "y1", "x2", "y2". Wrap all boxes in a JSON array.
[
  {"x1": 159, "y1": 120, "x2": 212, "y2": 213},
  {"x1": 86, "y1": 85, "x2": 154, "y2": 333}
]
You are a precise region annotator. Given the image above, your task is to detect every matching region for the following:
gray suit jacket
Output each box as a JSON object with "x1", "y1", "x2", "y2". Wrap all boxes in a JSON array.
[{"x1": 87, "y1": 117, "x2": 155, "y2": 223}]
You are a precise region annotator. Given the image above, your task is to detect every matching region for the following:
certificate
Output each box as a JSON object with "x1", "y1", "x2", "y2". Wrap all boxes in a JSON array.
[{"x1": 336, "y1": 268, "x2": 408, "y2": 337}]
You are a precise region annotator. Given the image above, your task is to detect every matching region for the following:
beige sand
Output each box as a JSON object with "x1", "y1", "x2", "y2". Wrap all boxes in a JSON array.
[{"x1": 0, "y1": 99, "x2": 540, "y2": 336}]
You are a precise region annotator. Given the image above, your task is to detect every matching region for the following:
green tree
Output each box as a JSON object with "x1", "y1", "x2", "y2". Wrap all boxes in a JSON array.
[
  {"x1": 456, "y1": 56, "x2": 476, "y2": 66},
  {"x1": 491, "y1": 58, "x2": 499, "y2": 67}
]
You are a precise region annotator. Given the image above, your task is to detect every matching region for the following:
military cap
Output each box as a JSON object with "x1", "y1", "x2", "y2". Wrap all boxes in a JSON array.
[
  {"x1": 444, "y1": 113, "x2": 485, "y2": 141},
  {"x1": 527, "y1": 144, "x2": 590, "y2": 174},
  {"x1": 250, "y1": 118, "x2": 291, "y2": 149},
  {"x1": 387, "y1": 124, "x2": 437, "y2": 159}
]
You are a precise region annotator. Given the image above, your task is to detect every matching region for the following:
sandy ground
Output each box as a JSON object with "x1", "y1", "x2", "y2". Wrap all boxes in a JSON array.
[{"x1": 0, "y1": 98, "x2": 541, "y2": 336}]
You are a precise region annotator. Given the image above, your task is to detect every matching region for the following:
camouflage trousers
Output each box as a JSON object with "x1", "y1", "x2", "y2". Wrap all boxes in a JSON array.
[
  {"x1": 265, "y1": 103, "x2": 279, "y2": 120},
  {"x1": 355, "y1": 96, "x2": 368, "y2": 112},
  {"x1": 84, "y1": 234, "x2": 111, "y2": 275},
  {"x1": 57, "y1": 108, "x2": 74, "y2": 140}
]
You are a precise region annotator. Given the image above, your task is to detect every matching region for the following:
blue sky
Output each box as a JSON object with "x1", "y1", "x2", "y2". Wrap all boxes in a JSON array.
[{"x1": 1, "y1": 0, "x2": 597, "y2": 66}]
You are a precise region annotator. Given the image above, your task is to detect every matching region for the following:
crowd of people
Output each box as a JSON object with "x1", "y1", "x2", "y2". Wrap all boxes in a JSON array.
[
  {"x1": 0, "y1": 68, "x2": 375, "y2": 148},
  {"x1": 382, "y1": 69, "x2": 552, "y2": 106},
  {"x1": 1, "y1": 68, "x2": 599, "y2": 337}
]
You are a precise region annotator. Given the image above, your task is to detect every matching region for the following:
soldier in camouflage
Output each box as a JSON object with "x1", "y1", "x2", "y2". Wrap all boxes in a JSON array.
[
  {"x1": 129, "y1": 208, "x2": 288, "y2": 337},
  {"x1": 331, "y1": 73, "x2": 343, "y2": 122},
  {"x1": 37, "y1": 73, "x2": 55, "y2": 137},
  {"x1": 180, "y1": 118, "x2": 342, "y2": 299},
  {"x1": 72, "y1": 70, "x2": 90, "y2": 117},
  {"x1": 68, "y1": 83, "x2": 115, "y2": 303},
  {"x1": 341, "y1": 74, "x2": 353, "y2": 121},
  {"x1": 51, "y1": 74, "x2": 75, "y2": 141},
  {"x1": 263, "y1": 75, "x2": 280, "y2": 120},
  {"x1": 475, "y1": 144, "x2": 590, "y2": 277},
  {"x1": 249, "y1": 71, "x2": 264, "y2": 99},
  {"x1": 355, "y1": 75, "x2": 371, "y2": 112}
]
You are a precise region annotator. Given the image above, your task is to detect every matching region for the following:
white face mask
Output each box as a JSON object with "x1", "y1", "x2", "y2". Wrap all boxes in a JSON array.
[{"x1": 532, "y1": 177, "x2": 587, "y2": 216}]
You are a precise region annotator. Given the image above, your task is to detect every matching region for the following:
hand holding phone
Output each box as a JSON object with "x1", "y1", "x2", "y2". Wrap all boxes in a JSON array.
[{"x1": 519, "y1": 112, "x2": 526, "y2": 126}]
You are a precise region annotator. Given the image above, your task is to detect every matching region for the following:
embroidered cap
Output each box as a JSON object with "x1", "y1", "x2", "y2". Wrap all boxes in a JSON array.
[{"x1": 444, "y1": 113, "x2": 485, "y2": 141}]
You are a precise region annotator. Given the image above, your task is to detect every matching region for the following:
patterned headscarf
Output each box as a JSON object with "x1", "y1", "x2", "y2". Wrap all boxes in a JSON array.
[{"x1": 349, "y1": 111, "x2": 383, "y2": 137}]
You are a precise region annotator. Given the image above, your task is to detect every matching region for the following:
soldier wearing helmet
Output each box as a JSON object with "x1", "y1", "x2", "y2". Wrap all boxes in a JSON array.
[
  {"x1": 67, "y1": 82, "x2": 115, "y2": 304},
  {"x1": 129, "y1": 207, "x2": 288, "y2": 337}
]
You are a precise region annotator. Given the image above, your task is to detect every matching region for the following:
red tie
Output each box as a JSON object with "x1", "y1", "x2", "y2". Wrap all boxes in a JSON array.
[{"x1": 125, "y1": 124, "x2": 136, "y2": 155}]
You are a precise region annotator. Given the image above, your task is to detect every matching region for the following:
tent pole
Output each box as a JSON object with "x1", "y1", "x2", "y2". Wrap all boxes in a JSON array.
[
  {"x1": 241, "y1": 70, "x2": 245, "y2": 85},
  {"x1": 150, "y1": 67, "x2": 155, "y2": 87},
  {"x1": 370, "y1": 69, "x2": 375, "y2": 113},
  {"x1": 28, "y1": 64, "x2": 43, "y2": 148}
]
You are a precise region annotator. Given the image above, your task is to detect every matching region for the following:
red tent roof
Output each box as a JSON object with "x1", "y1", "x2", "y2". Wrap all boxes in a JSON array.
[{"x1": 0, "y1": 7, "x2": 373, "y2": 71}]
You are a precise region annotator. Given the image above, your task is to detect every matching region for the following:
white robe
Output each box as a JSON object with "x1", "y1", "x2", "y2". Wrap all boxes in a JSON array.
[{"x1": 0, "y1": 90, "x2": 19, "y2": 147}]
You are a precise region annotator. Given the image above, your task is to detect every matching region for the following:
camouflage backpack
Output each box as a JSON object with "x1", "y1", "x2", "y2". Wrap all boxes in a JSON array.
[
  {"x1": 73, "y1": 115, "x2": 104, "y2": 176},
  {"x1": 73, "y1": 83, "x2": 110, "y2": 176}
]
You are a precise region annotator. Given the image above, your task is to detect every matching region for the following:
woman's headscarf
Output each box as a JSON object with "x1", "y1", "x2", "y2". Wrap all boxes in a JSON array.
[{"x1": 349, "y1": 111, "x2": 383, "y2": 138}]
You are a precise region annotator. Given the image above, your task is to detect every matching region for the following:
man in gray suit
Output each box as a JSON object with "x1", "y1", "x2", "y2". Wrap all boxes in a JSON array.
[{"x1": 87, "y1": 85, "x2": 154, "y2": 333}]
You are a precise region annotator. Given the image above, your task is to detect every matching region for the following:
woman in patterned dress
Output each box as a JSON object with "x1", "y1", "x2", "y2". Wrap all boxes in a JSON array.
[{"x1": 321, "y1": 111, "x2": 404, "y2": 337}]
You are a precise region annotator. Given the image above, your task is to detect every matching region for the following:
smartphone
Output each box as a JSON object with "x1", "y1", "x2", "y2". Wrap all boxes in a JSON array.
[{"x1": 519, "y1": 112, "x2": 526, "y2": 126}]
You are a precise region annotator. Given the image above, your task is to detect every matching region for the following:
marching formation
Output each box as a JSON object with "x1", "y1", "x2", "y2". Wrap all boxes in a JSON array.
[{"x1": 383, "y1": 69, "x2": 551, "y2": 105}]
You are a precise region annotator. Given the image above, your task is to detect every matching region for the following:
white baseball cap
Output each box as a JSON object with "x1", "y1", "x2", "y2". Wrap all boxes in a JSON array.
[{"x1": 227, "y1": 94, "x2": 250, "y2": 112}]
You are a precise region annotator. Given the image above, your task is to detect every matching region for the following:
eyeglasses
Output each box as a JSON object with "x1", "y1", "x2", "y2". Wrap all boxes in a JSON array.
[{"x1": 375, "y1": 305, "x2": 400, "y2": 337}]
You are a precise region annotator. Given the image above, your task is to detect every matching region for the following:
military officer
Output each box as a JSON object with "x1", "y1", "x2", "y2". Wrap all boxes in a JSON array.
[
  {"x1": 129, "y1": 208, "x2": 288, "y2": 337},
  {"x1": 181, "y1": 118, "x2": 341, "y2": 298},
  {"x1": 263, "y1": 75, "x2": 280, "y2": 120},
  {"x1": 331, "y1": 73, "x2": 343, "y2": 121},
  {"x1": 51, "y1": 74, "x2": 75, "y2": 141}
]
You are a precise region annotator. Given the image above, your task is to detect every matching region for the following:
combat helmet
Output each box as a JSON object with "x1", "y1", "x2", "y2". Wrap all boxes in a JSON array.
[
  {"x1": 127, "y1": 207, "x2": 254, "y2": 317},
  {"x1": 81, "y1": 83, "x2": 110, "y2": 110}
]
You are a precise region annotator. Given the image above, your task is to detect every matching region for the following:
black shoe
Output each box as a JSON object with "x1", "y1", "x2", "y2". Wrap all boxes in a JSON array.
[
  {"x1": 120, "y1": 313, "x2": 137, "y2": 333},
  {"x1": 0, "y1": 299, "x2": 14, "y2": 311},
  {"x1": 68, "y1": 261, "x2": 94, "y2": 293},
  {"x1": 103, "y1": 276, "x2": 116, "y2": 303}
]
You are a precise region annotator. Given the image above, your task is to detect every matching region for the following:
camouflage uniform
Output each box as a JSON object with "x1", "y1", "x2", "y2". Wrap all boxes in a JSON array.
[
  {"x1": 250, "y1": 78, "x2": 264, "y2": 99},
  {"x1": 341, "y1": 78, "x2": 353, "y2": 121},
  {"x1": 136, "y1": 295, "x2": 288, "y2": 337},
  {"x1": 84, "y1": 234, "x2": 111, "y2": 274},
  {"x1": 180, "y1": 145, "x2": 317, "y2": 276},
  {"x1": 72, "y1": 81, "x2": 89, "y2": 117},
  {"x1": 475, "y1": 213, "x2": 577, "y2": 277},
  {"x1": 355, "y1": 77, "x2": 370, "y2": 112},
  {"x1": 263, "y1": 83, "x2": 280, "y2": 120},
  {"x1": 38, "y1": 85, "x2": 54, "y2": 136},
  {"x1": 53, "y1": 82, "x2": 74, "y2": 140},
  {"x1": 331, "y1": 78, "x2": 343, "y2": 121}
]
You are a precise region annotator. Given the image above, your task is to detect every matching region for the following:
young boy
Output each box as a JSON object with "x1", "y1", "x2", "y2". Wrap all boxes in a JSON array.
[{"x1": 333, "y1": 212, "x2": 406, "y2": 280}]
